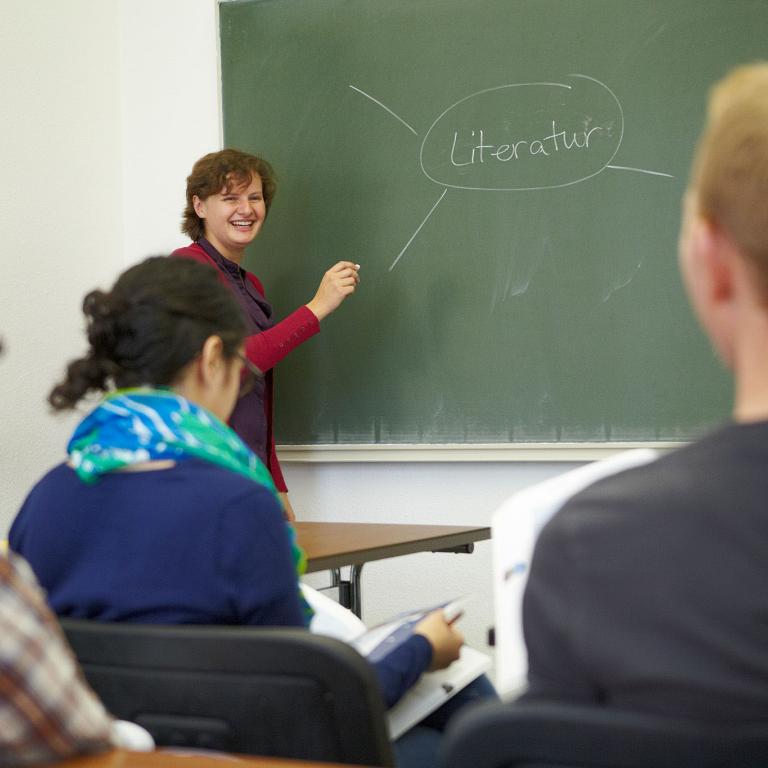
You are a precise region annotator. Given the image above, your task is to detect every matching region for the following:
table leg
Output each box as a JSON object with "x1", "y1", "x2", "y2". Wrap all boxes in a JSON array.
[
  {"x1": 332, "y1": 564, "x2": 364, "y2": 618},
  {"x1": 348, "y1": 564, "x2": 363, "y2": 618}
]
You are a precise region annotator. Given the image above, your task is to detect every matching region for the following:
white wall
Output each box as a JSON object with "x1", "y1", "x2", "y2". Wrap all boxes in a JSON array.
[
  {"x1": 0, "y1": 0, "x2": 222, "y2": 526},
  {"x1": 118, "y1": 0, "x2": 222, "y2": 261},
  {"x1": 1, "y1": 0, "x2": 574, "y2": 671},
  {"x1": 0, "y1": 0, "x2": 124, "y2": 525}
]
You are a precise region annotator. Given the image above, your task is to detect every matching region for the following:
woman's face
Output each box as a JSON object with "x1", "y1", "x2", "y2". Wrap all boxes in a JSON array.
[{"x1": 193, "y1": 175, "x2": 266, "y2": 259}]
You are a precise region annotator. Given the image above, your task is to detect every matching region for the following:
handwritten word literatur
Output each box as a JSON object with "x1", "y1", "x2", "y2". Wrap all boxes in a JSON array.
[
  {"x1": 450, "y1": 122, "x2": 604, "y2": 166},
  {"x1": 419, "y1": 78, "x2": 624, "y2": 191}
]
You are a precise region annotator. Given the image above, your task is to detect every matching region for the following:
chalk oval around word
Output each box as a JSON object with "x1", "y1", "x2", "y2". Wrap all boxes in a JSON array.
[{"x1": 419, "y1": 75, "x2": 624, "y2": 191}]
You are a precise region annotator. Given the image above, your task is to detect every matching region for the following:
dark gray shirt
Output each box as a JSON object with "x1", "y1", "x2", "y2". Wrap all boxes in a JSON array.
[{"x1": 523, "y1": 421, "x2": 768, "y2": 723}]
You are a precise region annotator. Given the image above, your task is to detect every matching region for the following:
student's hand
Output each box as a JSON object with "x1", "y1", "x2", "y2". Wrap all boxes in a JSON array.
[
  {"x1": 305, "y1": 261, "x2": 360, "y2": 321},
  {"x1": 414, "y1": 610, "x2": 464, "y2": 671},
  {"x1": 278, "y1": 492, "x2": 296, "y2": 522}
]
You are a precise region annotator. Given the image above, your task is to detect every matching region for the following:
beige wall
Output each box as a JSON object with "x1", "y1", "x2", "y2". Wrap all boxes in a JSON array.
[
  {"x1": 118, "y1": 0, "x2": 221, "y2": 260},
  {"x1": 0, "y1": 1, "x2": 123, "y2": 525},
  {"x1": 0, "y1": 0, "x2": 222, "y2": 530}
]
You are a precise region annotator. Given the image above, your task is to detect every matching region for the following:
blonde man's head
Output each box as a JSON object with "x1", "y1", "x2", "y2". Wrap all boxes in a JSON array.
[{"x1": 690, "y1": 62, "x2": 768, "y2": 299}]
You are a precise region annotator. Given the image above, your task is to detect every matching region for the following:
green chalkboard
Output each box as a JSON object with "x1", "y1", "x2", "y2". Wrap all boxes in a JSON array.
[{"x1": 220, "y1": 0, "x2": 766, "y2": 445}]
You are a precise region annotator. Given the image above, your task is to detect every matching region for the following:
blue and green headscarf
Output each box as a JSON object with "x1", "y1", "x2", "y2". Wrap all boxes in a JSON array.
[{"x1": 68, "y1": 388, "x2": 311, "y2": 621}]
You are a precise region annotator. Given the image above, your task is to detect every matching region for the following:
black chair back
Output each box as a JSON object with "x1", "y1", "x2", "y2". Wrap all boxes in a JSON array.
[
  {"x1": 438, "y1": 701, "x2": 768, "y2": 768},
  {"x1": 62, "y1": 619, "x2": 394, "y2": 766}
]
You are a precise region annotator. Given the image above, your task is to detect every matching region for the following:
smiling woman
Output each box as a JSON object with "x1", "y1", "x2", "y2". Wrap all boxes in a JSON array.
[{"x1": 172, "y1": 149, "x2": 361, "y2": 520}]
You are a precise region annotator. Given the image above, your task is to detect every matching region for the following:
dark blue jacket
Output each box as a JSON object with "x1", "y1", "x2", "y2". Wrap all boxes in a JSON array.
[{"x1": 10, "y1": 459, "x2": 430, "y2": 707}]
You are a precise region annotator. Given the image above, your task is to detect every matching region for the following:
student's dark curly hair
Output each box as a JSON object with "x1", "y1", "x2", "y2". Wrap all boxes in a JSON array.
[
  {"x1": 48, "y1": 257, "x2": 247, "y2": 410},
  {"x1": 181, "y1": 148, "x2": 277, "y2": 241}
]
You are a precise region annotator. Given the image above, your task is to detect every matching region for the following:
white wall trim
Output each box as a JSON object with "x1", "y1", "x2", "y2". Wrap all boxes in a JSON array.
[{"x1": 278, "y1": 442, "x2": 683, "y2": 463}]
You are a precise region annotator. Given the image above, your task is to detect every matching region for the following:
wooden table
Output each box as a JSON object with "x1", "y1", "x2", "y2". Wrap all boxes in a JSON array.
[
  {"x1": 59, "y1": 749, "x2": 356, "y2": 768},
  {"x1": 294, "y1": 522, "x2": 490, "y2": 616}
]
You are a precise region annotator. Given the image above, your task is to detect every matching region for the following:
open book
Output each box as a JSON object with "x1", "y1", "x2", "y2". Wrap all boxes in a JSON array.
[{"x1": 303, "y1": 585, "x2": 491, "y2": 739}]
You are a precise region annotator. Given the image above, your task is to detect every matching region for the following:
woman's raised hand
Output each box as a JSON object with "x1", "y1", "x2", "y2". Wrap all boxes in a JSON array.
[
  {"x1": 305, "y1": 261, "x2": 360, "y2": 321},
  {"x1": 414, "y1": 610, "x2": 464, "y2": 671}
]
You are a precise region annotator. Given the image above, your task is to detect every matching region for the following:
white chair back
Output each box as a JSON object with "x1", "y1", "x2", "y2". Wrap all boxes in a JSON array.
[{"x1": 492, "y1": 449, "x2": 659, "y2": 697}]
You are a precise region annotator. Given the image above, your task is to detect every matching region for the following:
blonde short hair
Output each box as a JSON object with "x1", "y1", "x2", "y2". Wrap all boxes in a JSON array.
[{"x1": 691, "y1": 62, "x2": 768, "y2": 297}]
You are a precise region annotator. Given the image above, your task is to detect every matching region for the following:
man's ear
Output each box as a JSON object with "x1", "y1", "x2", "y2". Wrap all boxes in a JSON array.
[{"x1": 698, "y1": 216, "x2": 735, "y2": 304}]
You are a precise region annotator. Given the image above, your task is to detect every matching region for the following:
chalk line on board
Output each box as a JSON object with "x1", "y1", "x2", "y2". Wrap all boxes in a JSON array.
[
  {"x1": 607, "y1": 164, "x2": 675, "y2": 178},
  {"x1": 389, "y1": 188, "x2": 448, "y2": 271},
  {"x1": 349, "y1": 84, "x2": 419, "y2": 136},
  {"x1": 602, "y1": 260, "x2": 643, "y2": 303}
]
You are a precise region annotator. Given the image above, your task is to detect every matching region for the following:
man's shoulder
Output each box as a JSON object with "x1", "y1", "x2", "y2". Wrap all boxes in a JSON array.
[
  {"x1": 549, "y1": 425, "x2": 741, "y2": 536},
  {"x1": 0, "y1": 552, "x2": 42, "y2": 598}
]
